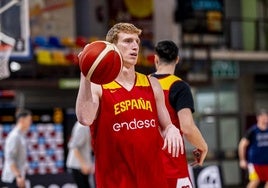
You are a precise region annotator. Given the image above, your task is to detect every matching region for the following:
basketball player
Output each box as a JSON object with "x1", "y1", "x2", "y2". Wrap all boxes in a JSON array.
[
  {"x1": 76, "y1": 23, "x2": 184, "y2": 188},
  {"x1": 239, "y1": 109, "x2": 268, "y2": 188},
  {"x1": 2, "y1": 109, "x2": 32, "y2": 188},
  {"x1": 151, "y1": 40, "x2": 208, "y2": 188}
]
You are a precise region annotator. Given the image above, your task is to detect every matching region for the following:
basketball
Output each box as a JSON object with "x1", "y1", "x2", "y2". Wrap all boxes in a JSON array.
[{"x1": 78, "y1": 41, "x2": 123, "y2": 84}]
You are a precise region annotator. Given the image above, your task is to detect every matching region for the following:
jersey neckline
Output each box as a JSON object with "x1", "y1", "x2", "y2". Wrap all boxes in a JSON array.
[
  {"x1": 114, "y1": 73, "x2": 138, "y2": 92},
  {"x1": 151, "y1": 73, "x2": 171, "y2": 79}
]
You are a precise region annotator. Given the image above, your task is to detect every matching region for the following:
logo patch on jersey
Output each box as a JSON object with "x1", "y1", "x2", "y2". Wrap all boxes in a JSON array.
[
  {"x1": 113, "y1": 118, "x2": 156, "y2": 132},
  {"x1": 114, "y1": 98, "x2": 153, "y2": 115},
  {"x1": 110, "y1": 89, "x2": 117, "y2": 93}
]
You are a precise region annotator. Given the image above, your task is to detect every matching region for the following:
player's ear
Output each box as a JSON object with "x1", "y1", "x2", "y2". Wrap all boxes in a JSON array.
[
  {"x1": 154, "y1": 55, "x2": 160, "y2": 66},
  {"x1": 175, "y1": 56, "x2": 180, "y2": 65}
]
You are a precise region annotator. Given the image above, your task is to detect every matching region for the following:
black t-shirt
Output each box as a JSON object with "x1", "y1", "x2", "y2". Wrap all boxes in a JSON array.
[{"x1": 151, "y1": 74, "x2": 195, "y2": 113}]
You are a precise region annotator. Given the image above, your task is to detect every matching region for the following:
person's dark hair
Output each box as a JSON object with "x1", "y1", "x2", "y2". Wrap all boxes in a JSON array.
[
  {"x1": 155, "y1": 40, "x2": 179, "y2": 63},
  {"x1": 15, "y1": 109, "x2": 32, "y2": 121}
]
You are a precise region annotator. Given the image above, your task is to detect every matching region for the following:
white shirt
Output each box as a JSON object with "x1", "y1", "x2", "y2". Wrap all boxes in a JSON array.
[
  {"x1": 66, "y1": 122, "x2": 92, "y2": 169},
  {"x1": 1, "y1": 127, "x2": 27, "y2": 183}
]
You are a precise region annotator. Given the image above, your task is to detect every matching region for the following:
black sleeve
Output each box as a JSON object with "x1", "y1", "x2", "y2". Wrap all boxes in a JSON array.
[
  {"x1": 244, "y1": 127, "x2": 255, "y2": 141},
  {"x1": 169, "y1": 81, "x2": 195, "y2": 113}
]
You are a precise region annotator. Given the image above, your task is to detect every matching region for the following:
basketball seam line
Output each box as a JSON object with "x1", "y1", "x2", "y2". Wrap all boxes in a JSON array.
[{"x1": 86, "y1": 44, "x2": 115, "y2": 80}]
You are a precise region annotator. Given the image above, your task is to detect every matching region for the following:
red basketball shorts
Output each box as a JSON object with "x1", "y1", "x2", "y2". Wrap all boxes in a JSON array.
[{"x1": 248, "y1": 163, "x2": 268, "y2": 181}]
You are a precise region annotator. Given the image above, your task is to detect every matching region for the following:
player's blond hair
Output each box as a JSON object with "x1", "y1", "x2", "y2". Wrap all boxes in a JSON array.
[{"x1": 106, "y1": 23, "x2": 142, "y2": 44}]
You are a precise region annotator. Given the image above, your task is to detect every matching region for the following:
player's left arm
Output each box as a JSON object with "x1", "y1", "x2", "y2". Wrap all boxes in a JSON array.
[
  {"x1": 238, "y1": 137, "x2": 250, "y2": 169},
  {"x1": 178, "y1": 109, "x2": 208, "y2": 166},
  {"x1": 170, "y1": 81, "x2": 208, "y2": 165},
  {"x1": 149, "y1": 77, "x2": 184, "y2": 157}
]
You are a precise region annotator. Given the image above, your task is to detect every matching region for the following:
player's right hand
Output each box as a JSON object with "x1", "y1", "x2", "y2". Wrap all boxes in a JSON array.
[
  {"x1": 239, "y1": 159, "x2": 247, "y2": 169},
  {"x1": 80, "y1": 72, "x2": 91, "y2": 83},
  {"x1": 190, "y1": 148, "x2": 207, "y2": 166}
]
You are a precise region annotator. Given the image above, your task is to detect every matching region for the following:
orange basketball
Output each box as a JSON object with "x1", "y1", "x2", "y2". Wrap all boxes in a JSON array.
[{"x1": 78, "y1": 41, "x2": 123, "y2": 84}]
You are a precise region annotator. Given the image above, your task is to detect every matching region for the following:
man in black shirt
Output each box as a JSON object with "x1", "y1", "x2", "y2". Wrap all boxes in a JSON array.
[{"x1": 151, "y1": 40, "x2": 208, "y2": 188}]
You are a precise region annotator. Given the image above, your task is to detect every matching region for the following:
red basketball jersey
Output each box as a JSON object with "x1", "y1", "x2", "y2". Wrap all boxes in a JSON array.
[
  {"x1": 91, "y1": 73, "x2": 168, "y2": 188},
  {"x1": 157, "y1": 75, "x2": 190, "y2": 178}
]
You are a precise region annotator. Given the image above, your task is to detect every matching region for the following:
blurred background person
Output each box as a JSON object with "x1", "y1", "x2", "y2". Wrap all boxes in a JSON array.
[
  {"x1": 1, "y1": 109, "x2": 32, "y2": 188},
  {"x1": 151, "y1": 40, "x2": 208, "y2": 188},
  {"x1": 239, "y1": 109, "x2": 268, "y2": 188},
  {"x1": 66, "y1": 121, "x2": 94, "y2": 188}
]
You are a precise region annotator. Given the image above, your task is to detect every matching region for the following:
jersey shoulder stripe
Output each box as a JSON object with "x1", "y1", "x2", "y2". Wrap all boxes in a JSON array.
[
  {"x1": 158, "y1": 75, "x2": 181, "y2": 90},
  {"x1": 102, "y1": 81, "x2": 121, "y2": 89},
  {"x1": 135, "y1": 72, "x2": 150, "y2": 87}
]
